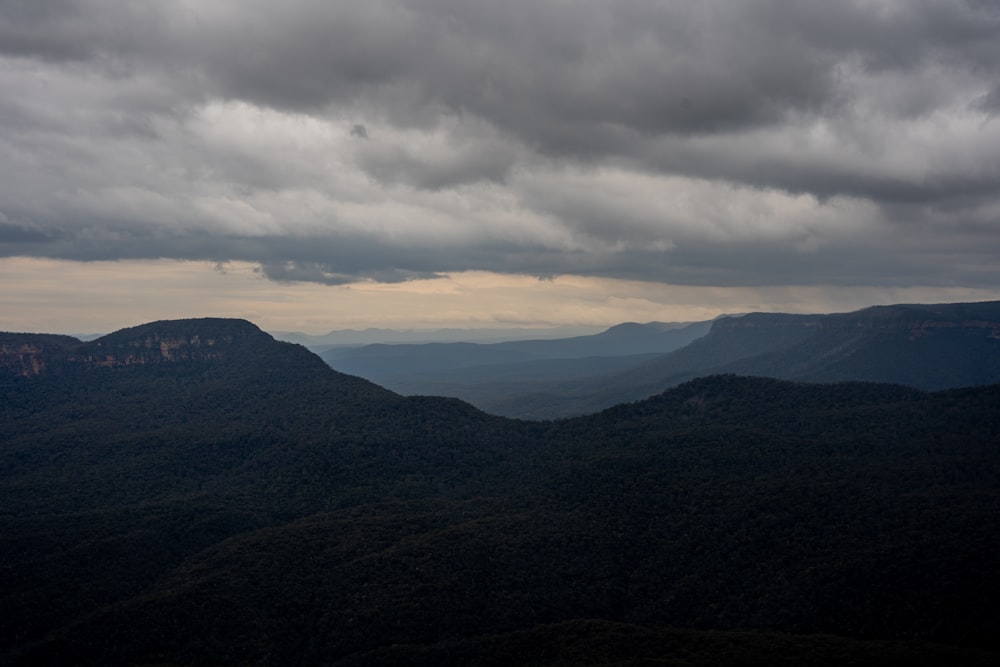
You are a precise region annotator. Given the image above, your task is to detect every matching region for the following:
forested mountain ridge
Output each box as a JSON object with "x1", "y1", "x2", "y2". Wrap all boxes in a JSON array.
[
  {"x1": 0, "y1": 332, "x2": 88, "y2": 376},
  {"x1": 619, "y1": 300, "x2": 1000, "y2": 392},
  {"x1": 1, "y1": 318, "x2": 287, "y2": 376},
  {"x1": 473, "y1": 300, "x2": 1000, "y2": 418},
  {"x1": 2, "y1": 318, "x2": 1000, "y2": 666}
]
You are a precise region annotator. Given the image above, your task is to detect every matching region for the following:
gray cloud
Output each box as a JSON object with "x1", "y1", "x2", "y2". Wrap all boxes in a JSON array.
[{"x1": 1, "y1": 0, "x2": 1000, "y2": 289}]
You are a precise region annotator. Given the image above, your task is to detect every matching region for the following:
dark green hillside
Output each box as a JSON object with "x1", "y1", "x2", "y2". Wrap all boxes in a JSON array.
[
  {"x1": 334, "y1": 620, "x2": 1000, "y2": 667},
  {"x1": 1, "y1": 320, "x2": 531, "y2": 662},
  {"x1": 1, "y1": 319, "x2": 402, "y2": 512},
  {"x1": 2, "y1": 319, "x2": 1000, "y2": 666}
]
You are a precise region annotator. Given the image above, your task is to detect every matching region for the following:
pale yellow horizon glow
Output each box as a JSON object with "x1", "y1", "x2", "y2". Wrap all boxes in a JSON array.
[{"x1": 3, "y1": 257, "x2": 1000, "y2": 336}]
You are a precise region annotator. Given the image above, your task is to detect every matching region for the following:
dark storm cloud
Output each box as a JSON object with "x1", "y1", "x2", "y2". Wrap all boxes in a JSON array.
[
  {"x1": 973, "y1": 84, "x2": 1000, "y2": 114},
  {"x1": 0, "y1": 220, "x2": 50, "y2": 244},
  {"x1": 8, "y1": 1, "x2": 990, "y2": 134},
  {"x1": 1, "y1": 0, "x2": 1000, "y2": 288}
]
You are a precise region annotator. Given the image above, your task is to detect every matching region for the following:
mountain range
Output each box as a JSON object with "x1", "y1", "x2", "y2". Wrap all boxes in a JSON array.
[
  {"x1": 323, "y1": 301, "x2": 1000, "y2": 419},
  {"x1": 272, "y1": 324, "x2": 605, "y2": 350},
  {"x1": 2, "y1": 311, "x2": 999, "y2": 665}
]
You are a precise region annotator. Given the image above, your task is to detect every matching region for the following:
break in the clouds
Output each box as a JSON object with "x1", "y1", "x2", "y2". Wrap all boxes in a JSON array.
[{"x1": 2, "y1": 0, "x2": 999, "y2": 289}]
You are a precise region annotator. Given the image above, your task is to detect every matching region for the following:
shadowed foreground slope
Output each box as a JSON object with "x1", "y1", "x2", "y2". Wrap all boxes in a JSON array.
[{"x1": 2, "y1": 319, "x2": 999, "y2": 666}]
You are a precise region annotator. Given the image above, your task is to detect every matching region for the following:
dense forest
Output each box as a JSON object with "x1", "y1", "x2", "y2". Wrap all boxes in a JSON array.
[{"x1": 2, "y1": 318, "x2": 999, "y2": 665}]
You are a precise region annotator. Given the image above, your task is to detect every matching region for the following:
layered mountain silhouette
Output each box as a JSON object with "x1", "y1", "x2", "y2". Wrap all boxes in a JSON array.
[
  {"x1": 322, "y1": 319, "x2": 711, "y2": 375},
  {"x1": 322, "y1": 301, "x2": 1000, "y2": 419},
  {"x1": 320, "y1": 320, "x2": 713, "y2": 414},
  {"x1": 2, "y1": 315, "x2": 999, "y2": 665}
]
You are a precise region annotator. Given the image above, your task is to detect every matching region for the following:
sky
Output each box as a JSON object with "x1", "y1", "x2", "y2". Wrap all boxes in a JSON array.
[{"x1": 2, "y1": 0, "x2": 1000, "y2": 335}]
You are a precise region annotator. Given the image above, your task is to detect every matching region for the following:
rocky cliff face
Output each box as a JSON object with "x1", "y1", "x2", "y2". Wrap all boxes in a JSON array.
[
  {"x1": 0, "y1": 319, "x2": 270, "y2": 377},
  {"x1": 704, "y1": 302, "x2": 1000, "y2": 390},
  {"x1": 818, "y1": 304, "x2": 1000, "y2": 340},
  {"x1": 0, "y1": 334, "x2": 83, "y2": 377},
  {"x1": 712, "y1": 303, "x2": 1000, "y2": 339}
]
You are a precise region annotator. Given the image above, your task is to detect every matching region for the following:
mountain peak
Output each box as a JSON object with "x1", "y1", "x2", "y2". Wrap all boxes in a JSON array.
[
  {"x1": 94, "y1": 317, "x2": 268, "y2": 347},
  {"x1": 1, "y1": 318, "x2": 275, "y2": 376}
]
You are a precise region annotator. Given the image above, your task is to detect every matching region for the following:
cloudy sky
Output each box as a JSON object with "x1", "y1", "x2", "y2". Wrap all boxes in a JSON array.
[{"x1": 2, "y1": 0, "x2": 1000, "y2": 334}]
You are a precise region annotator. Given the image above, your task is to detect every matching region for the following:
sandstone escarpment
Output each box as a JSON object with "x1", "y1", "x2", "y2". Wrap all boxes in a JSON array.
[{"x1": 0, "y1": 319, "x2": 270, "y2": 377}]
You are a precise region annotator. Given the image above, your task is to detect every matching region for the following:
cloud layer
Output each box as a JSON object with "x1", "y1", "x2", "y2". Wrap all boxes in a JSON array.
[{"x1": 2, "y1": 0, "x2": 999, "y2": 288}]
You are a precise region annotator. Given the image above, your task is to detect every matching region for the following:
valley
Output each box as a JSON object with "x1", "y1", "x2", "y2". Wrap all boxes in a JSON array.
[{"x1": 2, "y1": 307, "x2": 999, "y2": 665}]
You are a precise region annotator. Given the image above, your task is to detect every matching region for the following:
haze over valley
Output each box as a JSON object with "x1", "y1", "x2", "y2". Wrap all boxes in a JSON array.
[{"x1": 321, "y1": 301, "x2": 1000, "y2": 418}]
